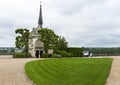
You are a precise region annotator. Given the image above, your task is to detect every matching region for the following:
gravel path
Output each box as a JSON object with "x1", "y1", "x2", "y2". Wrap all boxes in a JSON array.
[
  {"x1": 0, "y1": 55, "x2": 12, "y2": 59},
  {"x1": 0, "y1": 56, "x2": 40, "y2": 85},
  {"x1": 106, "y1": 57, "x2": 120, "y2": 85}
]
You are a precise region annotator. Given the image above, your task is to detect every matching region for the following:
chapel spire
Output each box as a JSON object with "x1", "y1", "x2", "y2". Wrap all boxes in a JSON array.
[{"x1": 38, "y1": 1, "x2": 43, "y2": 28}]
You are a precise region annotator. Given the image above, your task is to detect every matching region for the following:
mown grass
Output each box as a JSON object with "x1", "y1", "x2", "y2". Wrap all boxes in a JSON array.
[{"x1": 25, "y1": 58, "x2": 112, "y2": 85}]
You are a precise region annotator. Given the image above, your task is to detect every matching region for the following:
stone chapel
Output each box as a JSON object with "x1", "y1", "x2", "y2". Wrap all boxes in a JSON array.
[{"x1": 29, "y1": 3, "x2": 44, "y2": 58}]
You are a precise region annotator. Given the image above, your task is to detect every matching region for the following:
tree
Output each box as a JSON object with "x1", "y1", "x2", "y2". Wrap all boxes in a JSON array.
[
  {"x1": 15, "y1": 28, "x2": 30, "y2": 57},
  {"x1": 38, "y1": 28, "x2": 59, "y2": 54},
  {"x1": 57, "y1": 36, "x2": 68, "y2": 51}
]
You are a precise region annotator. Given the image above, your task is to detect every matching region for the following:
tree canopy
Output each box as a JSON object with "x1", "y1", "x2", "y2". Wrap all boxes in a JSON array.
[
  {"x1": 15, "y1": 28, "x2": 30, "y2": 57},
  {"x1": 57, "y1": 36, "x2": 68, "y2": 51},
  {"x1": 38, "y1": 28, "x2": 59, "y2": 53}
]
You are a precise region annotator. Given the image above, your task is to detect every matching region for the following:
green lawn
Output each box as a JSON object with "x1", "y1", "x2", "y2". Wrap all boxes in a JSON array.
[{"x1": 25, "y1": 58, "x2": 112, "y2": 85}]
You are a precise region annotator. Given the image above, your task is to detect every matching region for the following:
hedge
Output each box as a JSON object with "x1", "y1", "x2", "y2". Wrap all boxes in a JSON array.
[
  {"x1": 54, "y1": 50, "x2": 73, "y2": 57},
  {"x1": 67, "y1": 47, "x2": 83, "y2": 57}
]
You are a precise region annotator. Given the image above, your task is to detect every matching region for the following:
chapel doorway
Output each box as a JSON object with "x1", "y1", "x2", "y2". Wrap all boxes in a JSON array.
[
  {"x1": 35, "y1": 39, "x2": 44, "y2": 58},
  {"x1": 40, "y1": 51, "x2": 43, "y2": 58},
  {"x1": 35, "y1": 50, "x2": 43, "y2": 58},
  {"x1": 35, "y1": 50, "x2": 39, "y2": 58}
]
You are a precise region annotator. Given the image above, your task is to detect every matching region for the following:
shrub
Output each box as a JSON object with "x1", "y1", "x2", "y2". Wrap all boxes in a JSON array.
[
  {"x1": 51, "y1": 54, "x2": 57, "y2": 58},
  {"x1": 54, "y1": 50, "x2": 73, "y2": 57},
  {"x1": 42, "y1": 54, "x2": 49, "y2": 58},
  {"x1": 13, "y1": 53, "x2": 31, "y2": 58}
]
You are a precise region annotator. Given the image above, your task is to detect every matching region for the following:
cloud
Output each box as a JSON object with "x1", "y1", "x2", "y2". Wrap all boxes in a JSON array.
[
  {"x1": 47, "y1": 0, "x2": 120, "y2": 47},
  {"x1": 0, "y1": 0, "x2": 120, "y2": 47},
  {"x1": 54, "y1": 0, "x2": 106, "y2": 15}
]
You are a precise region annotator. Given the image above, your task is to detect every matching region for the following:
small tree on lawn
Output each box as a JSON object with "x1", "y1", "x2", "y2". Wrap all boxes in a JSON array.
[{"x1": 15, "y1": 28, "x2": 30, "y2": 57}]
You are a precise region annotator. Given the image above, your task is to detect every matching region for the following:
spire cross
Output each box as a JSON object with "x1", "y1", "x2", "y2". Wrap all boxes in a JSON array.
[{"x1": 40, "y1": 1, "x2": 42, "y2": 5}]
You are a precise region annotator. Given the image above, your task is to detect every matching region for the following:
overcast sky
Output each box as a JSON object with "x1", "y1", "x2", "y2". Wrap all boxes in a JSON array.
[{"x1": 0, "y1": 0, "x2": 120, "y2": 47}]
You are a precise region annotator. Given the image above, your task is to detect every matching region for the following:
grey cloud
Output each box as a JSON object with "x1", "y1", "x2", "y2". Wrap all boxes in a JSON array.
[
  {"x1": 88, "y1": 37, "x2": 120, "y2": 47},
  {"x1": 0, "y1": 19, "x2": 15, "y2": 28},
  {"x1": 70, "y1": 28, "x2": 120, "y2": 47},
  {"x1": 54, "y1": 0, "x2": 107, "y2": 15}
]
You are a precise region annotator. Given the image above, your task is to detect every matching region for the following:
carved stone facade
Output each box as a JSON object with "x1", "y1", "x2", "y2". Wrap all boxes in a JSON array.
[
  {"x1": 29, "y1": 3, "x2": 44, "y2": 58},
  {"x1": 29, "y1": 25, "x2": 44, "y2": 58}
]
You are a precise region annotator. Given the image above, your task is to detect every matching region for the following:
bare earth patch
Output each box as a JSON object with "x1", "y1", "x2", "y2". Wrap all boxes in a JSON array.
[{"x1": 0, "y1": 56, "x2": 40, "y2": 85}]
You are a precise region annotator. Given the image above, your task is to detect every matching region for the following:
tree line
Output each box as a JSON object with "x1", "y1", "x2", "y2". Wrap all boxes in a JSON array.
[{"x1": 84, "y1": 47, "x2": 120, "y2": 56}]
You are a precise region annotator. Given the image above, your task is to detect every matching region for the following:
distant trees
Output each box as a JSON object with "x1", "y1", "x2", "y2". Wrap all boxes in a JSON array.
[
  {"x1": 84, "y1": 48, "x2": 120, "y2": 56},
  {"x1": 0, "y1": 49, "x2": 14, "y2": 55},
  {"x1": 15, "y1": 28, "x2": 30, "y2": 57}
]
